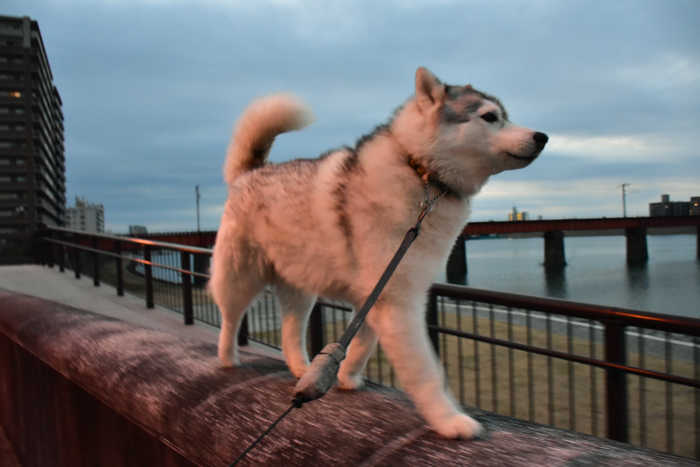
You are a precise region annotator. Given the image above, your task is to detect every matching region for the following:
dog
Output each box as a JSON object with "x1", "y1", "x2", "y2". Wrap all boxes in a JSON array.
[{"x1": 209, "y1": 67, "x2": 547, "y2": 439}]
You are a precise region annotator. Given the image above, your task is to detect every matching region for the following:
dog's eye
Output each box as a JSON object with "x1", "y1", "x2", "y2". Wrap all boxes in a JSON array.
[{"x1": 480, "y1": 112, "x2": 498, "y2": 123}]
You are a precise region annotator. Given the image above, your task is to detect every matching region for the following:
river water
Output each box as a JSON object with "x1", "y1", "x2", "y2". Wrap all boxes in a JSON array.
[{"x1": 438, "y1": 234, "x2": 700, "y2": 319}]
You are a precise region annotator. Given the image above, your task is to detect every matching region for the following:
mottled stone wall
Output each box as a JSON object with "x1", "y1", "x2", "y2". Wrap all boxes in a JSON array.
[{"x1": 0, "y1": 290, "x2": 695, "y2": 466}]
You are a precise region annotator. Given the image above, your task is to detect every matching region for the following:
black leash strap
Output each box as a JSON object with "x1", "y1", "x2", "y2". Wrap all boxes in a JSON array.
[
  {"x1": 229, "y1": 188, "x2": 445, "y2": 466},
  {"x1": 293, "y1": 200, "x2": 434, "y2": 405},
  {"x1": 228, "y1": 401, "x2": 300, "y2": 467},
  {"x1": 342, "y1": 207, "x2": 427, "y2": 348}
]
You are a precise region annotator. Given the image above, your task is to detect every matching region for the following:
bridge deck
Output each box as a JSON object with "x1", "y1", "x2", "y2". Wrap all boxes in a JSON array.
[{"x1": 463, "y1": 215, "x2": 700, "y2": 235}]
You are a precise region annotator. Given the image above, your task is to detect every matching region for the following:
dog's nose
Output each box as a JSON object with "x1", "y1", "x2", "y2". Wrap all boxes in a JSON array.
[{"x1": 533, "y1": 132, "x2": 549, "y2": 149}]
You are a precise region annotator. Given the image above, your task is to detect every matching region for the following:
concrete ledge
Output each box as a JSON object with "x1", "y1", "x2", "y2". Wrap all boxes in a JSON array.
[{"x1": 0, "y1": 290, "x2": 696, "y2": 466}]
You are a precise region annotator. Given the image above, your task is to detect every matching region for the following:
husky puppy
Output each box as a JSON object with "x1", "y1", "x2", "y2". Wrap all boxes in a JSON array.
[{"x1": 209, "y1": 68, "x2": 547, "y2": 439}]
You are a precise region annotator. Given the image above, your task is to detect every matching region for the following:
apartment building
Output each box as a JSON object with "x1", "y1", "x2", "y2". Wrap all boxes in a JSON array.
[
  {"x1": 0, "y1": 15, "x2": 65, "y2": 262},
  {"x1": 649, "y1": 194, "x2": 694, "y2": 217},
  {"x1": 66, "y1": 196, "x2": 104, "y2": 233}
]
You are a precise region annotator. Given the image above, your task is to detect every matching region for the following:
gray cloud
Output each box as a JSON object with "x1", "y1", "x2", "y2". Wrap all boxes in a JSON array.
[{"x1": 5, "y1": 0, "x2": 699, "y2": 231}]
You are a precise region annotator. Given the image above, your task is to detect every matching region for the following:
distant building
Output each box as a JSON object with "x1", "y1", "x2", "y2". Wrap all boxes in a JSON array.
[
  {"x1": 509, "y1": 206, "x2": 529, "y2": 221},
  {"x1": 128, "y1": 225, "x2": 148, "y2": 236},
  {"x1": 649, "y1": 194, "x2": 693, "y2": 217},
  {"x1": 691, "y1": 197, "x2": 700, "y2": 216},
  {"x1": 66, "y1": 196, "x2": 104, "y2": 233},
  {"x1": 0, "y1": 15, "x2": 65, "y2": 262}
]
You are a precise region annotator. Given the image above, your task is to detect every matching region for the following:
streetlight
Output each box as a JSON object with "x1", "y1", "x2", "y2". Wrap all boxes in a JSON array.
[
  {"x1": 619, "y1": 183, "x2": 630, "y2": 217},
  {"x1": 196, "y1": 185, "x2": 201, "y2": 232}
]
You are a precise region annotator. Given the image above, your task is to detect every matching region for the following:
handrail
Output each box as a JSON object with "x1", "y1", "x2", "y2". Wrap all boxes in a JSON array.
[
  {"x1": 45, "y1": 237, "x2": 211, "y2": 280},
  {"x1": 430, "y1": 282, "x2": 700, "y2": 335},
  {"x1": 428, "y1": 283, "x2": 700, "y2": 447},
  {"x1": 47, "y1": 226, "x2": 213, "y2": 255},
  {"x1": 37, "y1": 225, "x2": 700, "y2": 456},
  {"x1": 41, "y1": 225, "x2": 700, "y2": 338},
  {"x1": 429, "y1": 323, "x2": 700, "y2": 389}
]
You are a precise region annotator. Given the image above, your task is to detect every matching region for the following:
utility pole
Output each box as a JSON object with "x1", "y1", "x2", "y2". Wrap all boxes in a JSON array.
[
  {"x1": 195, "y1": 185, "x2": 201, "y2": 232},
  {"x1": 619, "y1": 183, "x2": 630, "y2": 218}
]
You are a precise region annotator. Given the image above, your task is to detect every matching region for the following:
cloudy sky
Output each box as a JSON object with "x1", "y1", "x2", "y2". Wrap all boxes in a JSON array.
[{"x1": 5, "y1": 0, "x2": 700, "y2": 233}]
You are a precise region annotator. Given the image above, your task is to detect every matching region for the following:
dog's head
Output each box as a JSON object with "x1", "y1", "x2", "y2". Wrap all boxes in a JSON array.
[{"x1": 402, "y1": 67, "x2": 548, "y2": 196}]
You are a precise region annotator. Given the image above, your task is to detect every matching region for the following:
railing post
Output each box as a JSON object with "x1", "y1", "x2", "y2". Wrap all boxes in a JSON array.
[
  {"x1": 604, "y1": 321, "x2": 629, "y2": 443},
  {"x1": 73, "y1": 233, "x2": 81, "y2": 279},
  {"x1": 91, "y1": 236, "x2": 100, "y2": 287},
  {"x1": 237, "y1": 315, "x2": 249, "y2": 347},
  {"x1": 144, "y1": 245, "x2": 154, "y2": 309},
  {"x1": 58, "y1": 231, "x2": 65, "y2": 273},
  {"x1": 426, "y1": 290, "x2": 440, "y2": 357},
  {"x1": 309, "y1": 302, "x2": 325, "y2": 357},
  {"x1": 181, "y1": 251, "x2": 194, "y2": 325},
  {"x1": 46, "y1": 230, "x2": 54, "y2": 268},
  {"x1": 114, "y1": 240, "x2": 123, "y2": 296},
  {"x1": 193, "y1": 253, "x2": 209, "y2": 289},
  {"x1": 32, "y1": 230, "x2": 42, "y2": 265}
]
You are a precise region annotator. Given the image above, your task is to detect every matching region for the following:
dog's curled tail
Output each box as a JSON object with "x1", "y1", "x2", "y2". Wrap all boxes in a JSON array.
[{"x1": 224, "y1": 94, "x2": 314, "y2": 184}]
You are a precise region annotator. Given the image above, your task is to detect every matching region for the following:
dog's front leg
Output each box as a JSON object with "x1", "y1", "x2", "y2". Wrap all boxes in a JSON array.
[
  {"x1": 369, "y1": 303, "x2": 483, "y2": 440},
  {"x1": 337, "y1": 321, "x2": 378, "y2": 390}
]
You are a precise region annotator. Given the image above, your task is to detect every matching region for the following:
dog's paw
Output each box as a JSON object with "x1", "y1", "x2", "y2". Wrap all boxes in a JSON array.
[
  {"x1": 289, "y1": 363, "x2": 309, "y2": 379},
  {"x1": 432, "y1": 414, "x2": 484, "y2": 440},
  {"x1": 218, "y1": 351, "x2": 240, "y2": 368},
  {"x1": 337, "y1": 372, "x2": 365, "y2": 391}
]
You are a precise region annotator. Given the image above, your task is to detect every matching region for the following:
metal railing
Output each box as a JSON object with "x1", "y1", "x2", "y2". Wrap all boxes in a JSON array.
[
  {"x1": 426, "y1": 284, "x2": 700, "y2": 459},
  {"x1": 37, "y1": 227, "x2": 700, "y2": 459}
]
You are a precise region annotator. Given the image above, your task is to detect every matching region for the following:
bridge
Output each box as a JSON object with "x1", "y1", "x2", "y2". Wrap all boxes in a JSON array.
[
  {"x1": 462, "y1": 215, "x2": 700, "y2": 236},
  {"x1": 127, "y1": 215, "x2": 700, "y2": 274},
  {"x1": 451, "y1": 215, "x2": 700, "y2": 272}
]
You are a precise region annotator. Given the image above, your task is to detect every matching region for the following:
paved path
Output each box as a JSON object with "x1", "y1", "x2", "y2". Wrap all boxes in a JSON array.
[
  {"x1": 0, "y1": 263, "x2": 282, "y2": 363},
  {"x1": 0, "y1": 264, "x2": 222, "y2": 344}
]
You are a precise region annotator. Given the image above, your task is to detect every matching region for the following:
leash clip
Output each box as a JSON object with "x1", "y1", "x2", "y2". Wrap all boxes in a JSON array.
[{"x1": 420, "y1": 179, "x2": 447, "y2": 214}]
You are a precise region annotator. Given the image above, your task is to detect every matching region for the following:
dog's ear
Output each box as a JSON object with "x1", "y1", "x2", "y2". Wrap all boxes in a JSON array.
[{"x1": 415, "y1": 67, "x2": 445, "y2": 115}]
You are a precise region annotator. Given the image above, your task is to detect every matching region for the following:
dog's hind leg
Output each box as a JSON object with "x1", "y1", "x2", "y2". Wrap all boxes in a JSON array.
[
  {"x1": 209, "y1": 241, "x2": 265, "y2": 367},
  {"x1": 337, "y1": 321, "x2": 378, "y2": 390},
  {"x1": 275, "y1": 280, "x2": 317, "y2": 378},
  {"x1": 214, "y1": 276, "x2": 264, "y2": 368}
]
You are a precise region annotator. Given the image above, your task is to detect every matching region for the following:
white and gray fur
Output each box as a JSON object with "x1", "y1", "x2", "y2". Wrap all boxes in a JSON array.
[{"x1": 209, "y1": 68, "x2": 548, "y2": 439}]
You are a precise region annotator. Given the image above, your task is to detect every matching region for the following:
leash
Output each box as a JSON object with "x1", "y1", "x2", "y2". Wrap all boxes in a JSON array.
[{"x1": 228, "y1": 180, "x2": 448, "y2": 466}]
